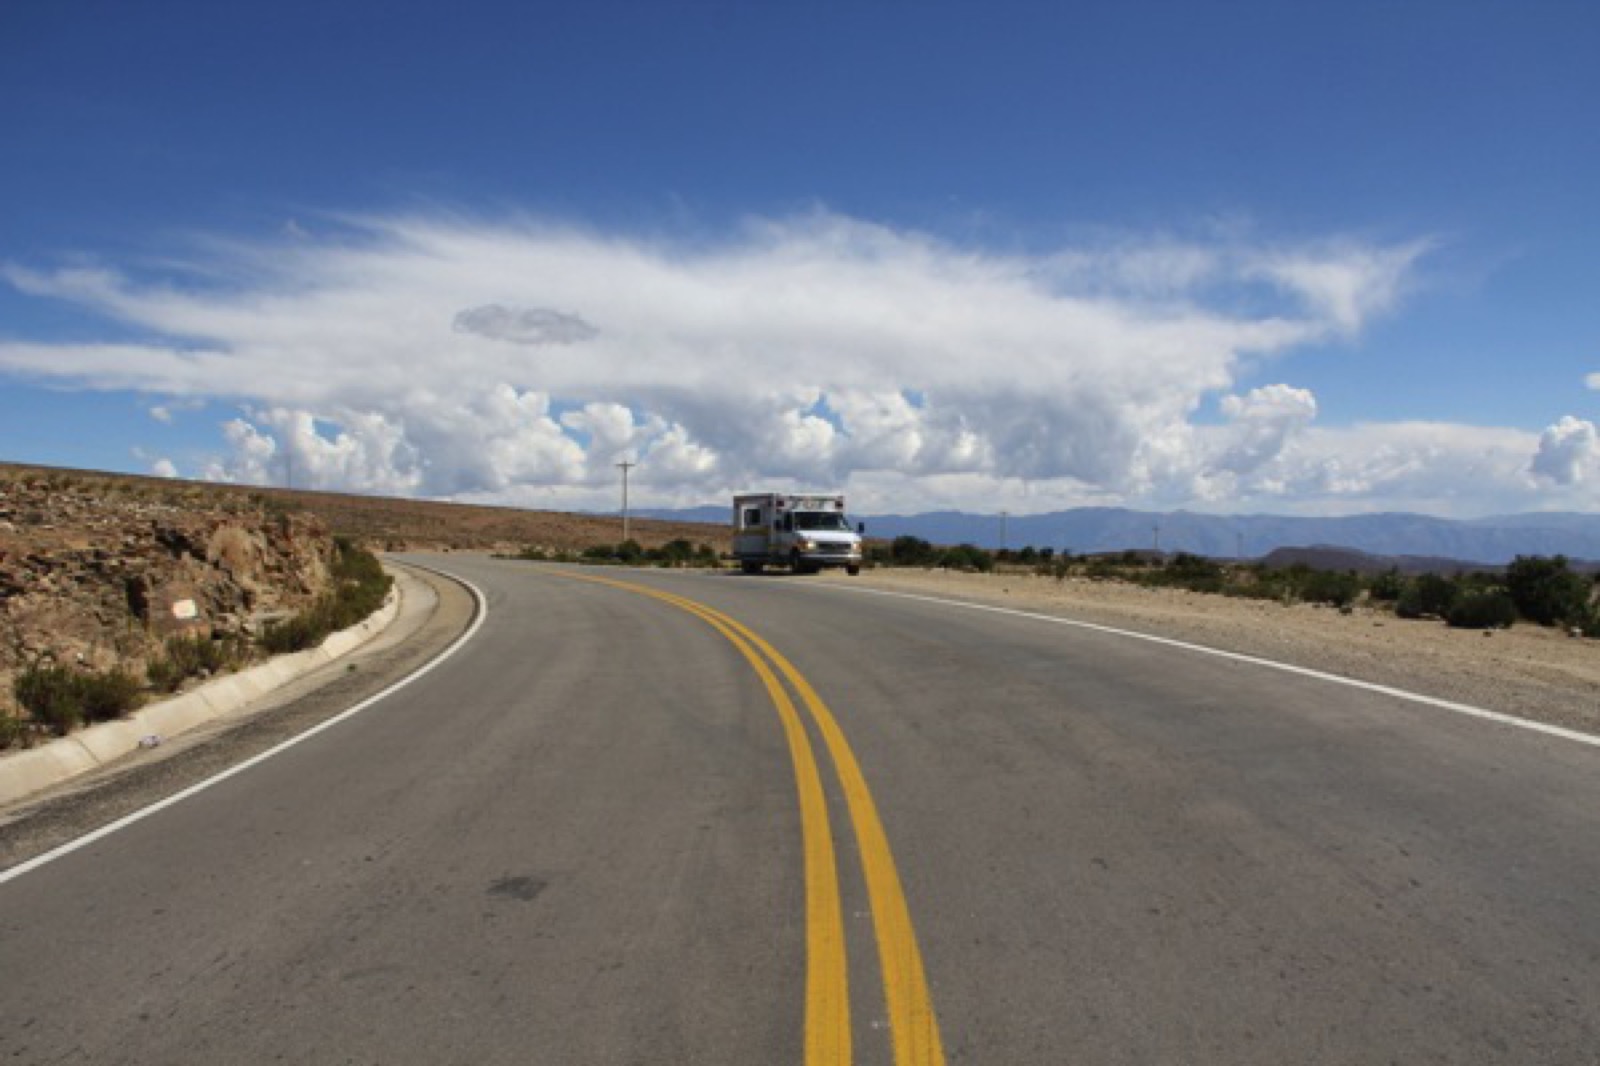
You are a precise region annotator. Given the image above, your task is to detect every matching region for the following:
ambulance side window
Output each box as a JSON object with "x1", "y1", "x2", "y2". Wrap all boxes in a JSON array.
[{"x1": 742, "y1": 507, "x2": 762, "y2": 528}]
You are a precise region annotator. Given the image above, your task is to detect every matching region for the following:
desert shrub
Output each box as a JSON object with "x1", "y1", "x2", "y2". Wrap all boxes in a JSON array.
[
  {"x1": 1367, "y1": 568, "x2": 1406, "y2": 602},
  {"x1": 14, "y1": 665, "x2": 86, "y2": 735},
  {"x1": 1447, "y1": 590, "x2": 1518, "y2": 630},
  {"x1": 1084, "y1": 558, "x2": 1123, "y2": 581},
  {"x1": 1038, "y1": 552, "x2": 1073, "y2": 581},
  {"x1": 653, "y1": 539, "x2": 696, "y2": 566},
  {"x1": 1505, "y1": 555, "x2": 1592, "y2": 627},
  {"x1": 938, "y1": 544, "x2": 994, "y2": 573},
  {"x1": 77, "y1": 670, "x2": 143, "y2": 723},
  {"x1": 0, "y1": 713, "x2": 29, "y2": 750},
  {"x1": 1145, "y1": 552, "x2": 1227, "y2": 594},
  {"x1": 1298, "y1": 569, "x2": 1362, "y2": 608},
  {"x1": 261, "y1": 541, "x2": 392, "y2": 654},
  {"x1": 890, "y1": 535, "x2": 938, "y2": 567},
  {"x1": 1396, "y1": 574, "x2": 1459, "y2": 619},
  {"x1": 148, "y1": 632, "x2": 249, "y2": 692},
  {"x1": 14, "y1": 665, "x2": 143, "y2": 736}
]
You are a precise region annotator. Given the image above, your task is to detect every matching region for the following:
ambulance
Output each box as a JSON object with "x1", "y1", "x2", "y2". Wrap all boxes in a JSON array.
[{"x1": 731, "y1": 493, "x2": 864, "y2": 575}]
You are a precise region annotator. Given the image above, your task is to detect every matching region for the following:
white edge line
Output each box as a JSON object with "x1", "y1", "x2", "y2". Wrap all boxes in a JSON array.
[
  {"x1": 808, "y1": 581, "x2": 1600, "y2": 751},
  {"x1": 0, "y1": 569, "x2": 489, "y2": 886}
]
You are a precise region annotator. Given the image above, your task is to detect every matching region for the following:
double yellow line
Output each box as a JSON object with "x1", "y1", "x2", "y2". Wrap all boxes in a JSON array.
[{"x1": 565, "y1": 573, "x2": 945, "y2": 1066}]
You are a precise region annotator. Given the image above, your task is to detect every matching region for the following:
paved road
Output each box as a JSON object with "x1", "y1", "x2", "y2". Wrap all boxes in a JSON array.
[{"x1": 3, "y1": 557, "x2": 1598, "y2": 1064}]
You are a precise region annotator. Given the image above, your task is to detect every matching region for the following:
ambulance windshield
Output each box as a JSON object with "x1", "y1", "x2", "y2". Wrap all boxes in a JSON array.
[{"x1": 792, "y1": 511, "x2": 852, "y2": 532}]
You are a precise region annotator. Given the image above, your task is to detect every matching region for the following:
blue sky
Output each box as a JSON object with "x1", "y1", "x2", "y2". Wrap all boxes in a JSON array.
[{"x1": 2, "y1": 1, "x2": 1598, "y2": 516}]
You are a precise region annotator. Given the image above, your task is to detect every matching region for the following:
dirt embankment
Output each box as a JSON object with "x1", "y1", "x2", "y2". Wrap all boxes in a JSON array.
[
  {"x1": 820, "y1": 567, "x2": 1600, "y2": 738},
  {"x1": 0, "y1": 468, "x2": 336, "y2": 721}
]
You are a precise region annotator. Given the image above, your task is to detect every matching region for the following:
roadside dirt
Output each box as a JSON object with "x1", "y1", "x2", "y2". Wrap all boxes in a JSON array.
[{"x1": 819, "y1": 567, "x2": 1600, "y2": 739}]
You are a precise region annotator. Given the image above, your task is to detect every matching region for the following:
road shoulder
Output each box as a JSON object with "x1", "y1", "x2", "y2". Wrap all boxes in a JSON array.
[{"x1": 0, "y1": 560, "x2": 477, "y2": 872}]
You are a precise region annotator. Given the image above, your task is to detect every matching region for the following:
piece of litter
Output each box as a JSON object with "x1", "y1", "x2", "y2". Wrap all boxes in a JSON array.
[{"x1": 138, "y1": 735, "x2": 163, "y2": 749}]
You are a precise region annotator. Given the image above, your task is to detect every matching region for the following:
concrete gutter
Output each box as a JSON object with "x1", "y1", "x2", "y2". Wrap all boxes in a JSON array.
[{"x1": 0, "y1": 576, "x2": 405, "y2": 808}]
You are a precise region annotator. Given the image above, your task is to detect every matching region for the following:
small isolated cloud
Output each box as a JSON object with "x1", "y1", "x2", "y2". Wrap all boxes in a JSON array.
[
  {"x1": 1586, "y1": 372, "x2": 1600, "y2": 390},
  {"x1": 1531, "y1": 416, "x2": 1600, "y2": 486},
  {"x1": 1246, "y1": 240, "x2": 1433, "y2": 334},
  {"x1": 452, "y1": 304, "x2": 599, "y2": 346},
  {"x1": 149, "y1": 405, "x2": 174, "y2": 424},
  {"x1": 151, "y1": 458, "x2": 179, "y2": 478}
]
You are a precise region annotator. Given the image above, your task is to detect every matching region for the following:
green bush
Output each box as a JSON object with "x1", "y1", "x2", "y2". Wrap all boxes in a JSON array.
[
  {"x1": 15, "y1": 665, "x2": 86, "y2": 735},
  {"x1": 1143, "y1": 552, "x2": 1228, "y2": 594},
  {"x1": 1447, "y1": 590, "x2": 1518, "y2": 630},
  {"x1": 1367, "y1": 568, "x2": 1406, "y2": 602},
  {"x1": 1298, "y1": 569, "x2": 1361, "y2": 608},
  {"x1": 14, "y1": 664, "x2": 143, "y2": 736},
  {"x1": 937, "y1": 544, "x2": 994, "y2": 573},
  {"x1": 0, "y1": 713, "x2": 28, "y2": 750},
  {"x1": 148, "y1": 632, "x2": 249, "y2": 692},
  {"x1": 1505, "y1": 555, "x2": 1593, "y2": 627},
  {"x1": 890, "y1": 535, "x2": 938, "y2": 567},
  {"x1": 261, "y1": 541, "x2": 392, "y2": 654},
  {"x1": 77, "y1": 670, "x2": 144, "y2": 723},
  {"x1": 1396, "y1": 574, "x2": 1459, "y2": 619}
]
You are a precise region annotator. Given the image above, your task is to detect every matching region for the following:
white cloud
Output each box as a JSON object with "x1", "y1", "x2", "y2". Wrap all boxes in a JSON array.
[
  {"x1": 1245, "y1": 240, "x2": 1433, "y2": 334},
  {"x1": 1586, "y1": 372, "x2": 1600, "y2": 390},
  {"x1": 151, "y1": 458, "x2": 179, "y2": 478},
  {"x1": 1531, "y1": 416, "x2": 1600, "y2": 486},
  {"x1": 0, "y1": 210, "x2": 1522, "y2": 514}
]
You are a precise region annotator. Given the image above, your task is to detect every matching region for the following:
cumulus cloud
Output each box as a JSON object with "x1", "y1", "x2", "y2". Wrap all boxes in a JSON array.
[
  {"x1": 452, "y1": 304, "x2": 599, "y2": 346},
  {"x1": 1215, "y1": 385, "x2": 1319, "y2": 475},
  {"x1": 0, "y1": 209, "x2": 1477, "y2": 512},
  {"x1": 151, "y1": 458, "x2": 179, "y2": 478},
  {"x1": 1531, "y1": 416, "x2": 1600, "y2": 486}
]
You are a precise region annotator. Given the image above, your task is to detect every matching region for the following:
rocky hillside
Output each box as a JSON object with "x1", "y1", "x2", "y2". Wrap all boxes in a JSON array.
[{"x1": 0, "y1": 468, "x2": 337, "y2": 721}]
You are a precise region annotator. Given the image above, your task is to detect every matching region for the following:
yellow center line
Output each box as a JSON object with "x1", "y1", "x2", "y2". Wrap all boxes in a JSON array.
[
  {"x1": 564, "y1": 573, "x2": 850, "y2": 1065},
  {"x1": 708, "y1": 604, "x2": 948, "y2": 1066},
  {"x1": 559, "y1": 571, "x2": 946, "y2": 1066}
]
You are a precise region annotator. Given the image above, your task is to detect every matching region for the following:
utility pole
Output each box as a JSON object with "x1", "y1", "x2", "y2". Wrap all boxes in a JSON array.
[
  {"x1": 999, "y1": 510, "x2": 1009, "y2": 552},
  {"x1": 1152, "y1": 521, "x2": 1161, "y2": 555},
  {"x1": 616, "y1": 460, "x2": 636, "y2": 542}
]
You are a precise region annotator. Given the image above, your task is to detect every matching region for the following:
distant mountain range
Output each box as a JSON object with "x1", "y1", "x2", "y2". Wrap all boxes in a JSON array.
[{"x1": 636, "y1": 505, "x2": 1600, "y2": 567}]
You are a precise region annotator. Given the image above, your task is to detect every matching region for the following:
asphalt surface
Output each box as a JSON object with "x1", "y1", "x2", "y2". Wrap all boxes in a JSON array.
[{"x1": 3, "y1": 555, "x2": 1598, "y2": 1064}]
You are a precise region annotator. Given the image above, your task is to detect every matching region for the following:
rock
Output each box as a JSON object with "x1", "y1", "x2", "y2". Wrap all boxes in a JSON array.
[{"x1": 0, "y1": 468, "x2": 339, "y2": 722}]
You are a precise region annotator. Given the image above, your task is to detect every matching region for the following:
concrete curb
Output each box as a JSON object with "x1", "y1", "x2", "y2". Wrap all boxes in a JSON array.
[{"x1": 0, "y1": 579, "x2": 404, "y2": 808}]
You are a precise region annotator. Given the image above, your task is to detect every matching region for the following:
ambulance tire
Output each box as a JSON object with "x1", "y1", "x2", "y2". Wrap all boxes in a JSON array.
[
  {"x1": 846, "y1": 564, "x2": 860, "y2": 576},
  {"x1": 740, "y1": 559, "x2": 762, "y2": 575}
]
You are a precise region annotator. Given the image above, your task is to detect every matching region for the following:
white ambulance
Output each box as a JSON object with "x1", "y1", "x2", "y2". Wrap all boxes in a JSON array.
[{"x1": 732, "y1": 493, "x2": 864, "y2": 575}]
